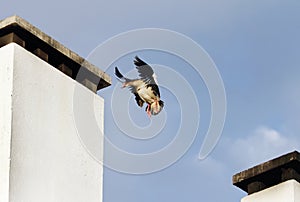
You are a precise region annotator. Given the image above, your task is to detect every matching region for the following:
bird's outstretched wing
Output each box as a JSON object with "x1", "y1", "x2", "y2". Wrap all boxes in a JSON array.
[
  {"x1": 134, "y1": 56, "x2": 161, "y2": 98},
  {"x1": 134, "y1": 56, "x2": 157, "y2": 85}
]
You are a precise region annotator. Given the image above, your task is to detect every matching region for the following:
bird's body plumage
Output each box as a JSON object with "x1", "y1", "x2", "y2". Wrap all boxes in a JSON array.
[{"x1": 115, "y1": 56, "x2": 164, "y2": 117}]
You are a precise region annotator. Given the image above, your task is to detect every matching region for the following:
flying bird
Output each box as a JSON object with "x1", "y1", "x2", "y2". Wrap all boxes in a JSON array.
[{"x1": 115, "y1": 56, "x2": 164, "y2": 117}]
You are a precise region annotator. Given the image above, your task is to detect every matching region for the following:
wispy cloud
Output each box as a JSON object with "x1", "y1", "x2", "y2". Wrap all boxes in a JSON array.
[{"x1": 226, "y1": 126, "x2": 299, "y2": 170}]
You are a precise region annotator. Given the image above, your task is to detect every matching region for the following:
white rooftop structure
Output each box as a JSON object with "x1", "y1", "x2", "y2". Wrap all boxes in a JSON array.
[{"x1": 0, "y1": 15, "x2": 111, "y2": 202}]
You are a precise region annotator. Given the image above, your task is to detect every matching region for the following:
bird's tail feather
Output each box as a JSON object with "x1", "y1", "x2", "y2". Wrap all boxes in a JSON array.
[
  {"x1": 115, "y1": 67, "x2": 124, "y2": 79},
  {"x1": 115, "y1": 67, "x2": 131, "y2": 86}
]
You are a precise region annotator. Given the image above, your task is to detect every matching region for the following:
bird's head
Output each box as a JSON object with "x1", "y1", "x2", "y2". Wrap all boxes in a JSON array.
[{"x1": 150, "y1": 100, "x2": 164, "y2": 115}]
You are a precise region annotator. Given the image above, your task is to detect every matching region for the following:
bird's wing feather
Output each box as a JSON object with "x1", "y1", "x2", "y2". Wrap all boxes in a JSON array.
[
  {"x1": 134, "y1": 56, "x2": 157, "y2": 85},
  {"x1": 134, "y1": 56, "x2": 161, "y2": 98}
]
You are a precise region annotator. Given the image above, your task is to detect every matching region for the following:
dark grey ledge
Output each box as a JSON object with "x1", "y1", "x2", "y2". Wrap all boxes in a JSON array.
[
  {"x1": 0, "y1": 15, "x2": 111, "y2": 93},
  {"x1": 233, "y1": 151, "x2": 300, "y2": 195}
]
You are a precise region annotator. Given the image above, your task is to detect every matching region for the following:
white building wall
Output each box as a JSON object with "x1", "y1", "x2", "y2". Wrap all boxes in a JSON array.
[
  {"x1": 0, "y1": 41, "x2": 14, "y2": 202},
  {"x1": 0, "y1": 43, "x2": 104, "y2": 202},
  {"x1": 242, "y1": 180, "x2": 300, "y2": 202}
]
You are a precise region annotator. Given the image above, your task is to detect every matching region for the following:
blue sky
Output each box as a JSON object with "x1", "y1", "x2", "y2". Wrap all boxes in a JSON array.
[{"x1": 2, "y1": 1, "x2": 300, "y2": 201}]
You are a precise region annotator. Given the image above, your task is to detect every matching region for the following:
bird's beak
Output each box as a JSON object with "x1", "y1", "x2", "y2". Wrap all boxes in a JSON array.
[{"x1": 150, "y1": 101, "x2": 162, "y2": 115}]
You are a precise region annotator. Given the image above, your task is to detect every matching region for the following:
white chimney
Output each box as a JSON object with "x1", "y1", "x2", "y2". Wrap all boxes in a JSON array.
[
  {"x1": 0, "y1": 16, "x2": 111, "y2": 202},
  {"x1": 233, "y1": 151, "x2": 300, "y2": 202}
]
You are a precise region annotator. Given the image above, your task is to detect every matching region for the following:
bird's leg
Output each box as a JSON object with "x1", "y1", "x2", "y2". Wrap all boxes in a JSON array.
[{"x1": 147, "y1": 103, "x2": 151, "y2": 118}]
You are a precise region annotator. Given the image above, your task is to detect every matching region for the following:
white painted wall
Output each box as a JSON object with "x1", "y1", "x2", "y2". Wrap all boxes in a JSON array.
[
  {"x1": 0, "y1": 43, "x2": 104, "y2": 202},
  {"x1": 242, "y1": 180, "x2": 300, "y2": 202},
  {"x1": 0, "y1": 41, "x2": 14, "y2": 202}
]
